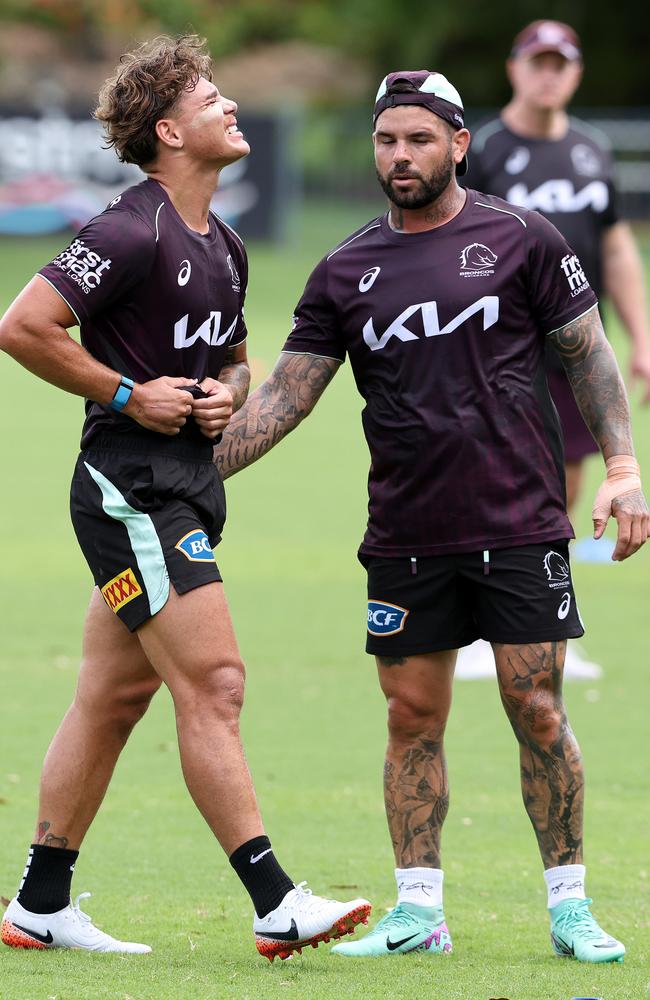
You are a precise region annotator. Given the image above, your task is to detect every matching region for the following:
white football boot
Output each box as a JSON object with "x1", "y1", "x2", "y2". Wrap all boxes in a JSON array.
[
  {"x1": 1, "y1": 893, "x2": 151, "y2": 953},
  {"x1": 253, "y1": 881, "x2": 371, "y2": 961}
]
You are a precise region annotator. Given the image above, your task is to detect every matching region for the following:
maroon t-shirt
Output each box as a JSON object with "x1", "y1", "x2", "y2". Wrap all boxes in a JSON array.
[
  {"x1": 284, "y1": 189, "x2": 598, "y2": 557},
  {"x1": 39, "y1": 178, "x2": 248, "y2": 448}
]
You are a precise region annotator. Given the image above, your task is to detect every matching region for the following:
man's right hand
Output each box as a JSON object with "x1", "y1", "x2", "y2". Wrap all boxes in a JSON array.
[{"x1": 123, "y1": 377, "x2": 198, "y2": 434}]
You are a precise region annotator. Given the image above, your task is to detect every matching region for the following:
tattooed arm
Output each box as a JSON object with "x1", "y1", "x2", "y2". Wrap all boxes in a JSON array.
[
  {"x1": 215, "y1": 342, "x2": 251, "y2": 413},
  {"x1": 548, "y1": 305, "x2": 649, "y2": 559},
  {"x1": 214, "y1": 352, "x2": 340, "y2": 479},
  {"x1": 548, "y1": 306, "x2": 633, "y2": 458},
  {"x1": 192, "y1": 343, "x2": 250, "y2": 439}
]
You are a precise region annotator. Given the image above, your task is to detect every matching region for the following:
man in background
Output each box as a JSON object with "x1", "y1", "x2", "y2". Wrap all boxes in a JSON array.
[{"x1": 458, "y1": 19, "x2": 650, "y2": 680}]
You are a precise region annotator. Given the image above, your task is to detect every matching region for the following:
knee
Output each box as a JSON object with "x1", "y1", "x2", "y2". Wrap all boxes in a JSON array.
[
  {"x1": 386, "y1": 693, "x2": 447, "y2": 744},
  {"x1": 173, "y1": 657, "x2": 246, "y2": 723},
  {"x1": 506, "y1": 688, "x2": 565, "y2": 750}
]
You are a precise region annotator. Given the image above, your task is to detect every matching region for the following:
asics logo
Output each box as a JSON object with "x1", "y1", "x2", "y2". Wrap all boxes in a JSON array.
[
  {"x1": 359, "y1": 266, "x2": 381, "y2": 292},
  {"x1": 557, "y1": 592, "x2": 571, "y2": 620},
  {"x1": 250, "y1": 848, "x2": 272, "y2": 864},
  {"x1": 363, "y1": 296, "x2": 499, "y2": 352},
  {"x1": 12, "y1": 923, "x2": 54, "y2": 945},
  {"x1": 177, "y1": 259, "x2": 192, "y2": 286}
]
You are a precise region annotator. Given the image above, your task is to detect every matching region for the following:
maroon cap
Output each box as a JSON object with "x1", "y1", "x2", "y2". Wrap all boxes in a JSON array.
[
  {"x1": 373, "y1": 70, "x2": 467, "y2": 174},
  {"x1": 511, "y1": 20, "x2": 582, "y2": 61}
]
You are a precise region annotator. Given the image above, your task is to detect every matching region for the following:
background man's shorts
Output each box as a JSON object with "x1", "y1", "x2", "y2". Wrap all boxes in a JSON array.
[
  {"x1": 547, "y1": 367, "x2": 599, "y2": 463},
  {"x1": 363, "y1": 540, "x2": 584, "y2": 656},
  {"x1": 70, "y1": 435, "x2": 225, "y2": 631}
]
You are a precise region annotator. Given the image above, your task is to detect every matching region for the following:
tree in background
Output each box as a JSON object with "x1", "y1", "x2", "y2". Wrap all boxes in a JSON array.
[{"x1": 1, "y1": 0, "x2": 648, "y2": 107}]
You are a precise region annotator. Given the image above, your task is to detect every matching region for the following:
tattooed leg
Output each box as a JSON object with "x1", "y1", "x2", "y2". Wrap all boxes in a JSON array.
[
  {"x1": 493, "y1": 641, "x2": 584, "y2": 867},
  {"x1": 377, "y1": 651, "x2": 455, "y2": 867}
]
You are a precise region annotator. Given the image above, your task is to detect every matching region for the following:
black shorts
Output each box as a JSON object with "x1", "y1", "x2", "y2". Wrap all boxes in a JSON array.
[
  {"x1": 70, "y1": 434, "x2": 225, "y2": 632},
  {"x1": 363, "y1": 541, "x2": 584, "y2": 656}
]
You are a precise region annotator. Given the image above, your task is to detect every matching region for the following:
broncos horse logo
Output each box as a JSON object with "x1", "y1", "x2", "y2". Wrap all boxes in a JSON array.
[
  {"x1": 460, "y1": 243, "x2": 498, "y2": 270},
  {"x1": 543, "y1": 550, "x2": 570, "y2": 584}
]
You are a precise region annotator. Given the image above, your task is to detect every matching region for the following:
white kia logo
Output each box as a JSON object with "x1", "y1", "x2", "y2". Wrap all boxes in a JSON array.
[
  {"x1": 177, "y1": 260, "x2": 192, "y2": 286},
  {"x1": 359, "y1": 266, "x2": 381, "y2": 293}
]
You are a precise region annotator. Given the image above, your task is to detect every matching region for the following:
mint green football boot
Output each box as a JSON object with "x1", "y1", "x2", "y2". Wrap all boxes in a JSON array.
[
  {"x1": 330, "y1": 902, "x2": 452, "y2": 957},
  {"x1": 549, "y1": 898, "x2": 625, "y2": 963}
]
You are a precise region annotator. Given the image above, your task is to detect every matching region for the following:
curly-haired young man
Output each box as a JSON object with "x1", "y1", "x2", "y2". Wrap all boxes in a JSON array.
[{"x1": 0, "y1": 35, "x2": 369, "y2": 960}]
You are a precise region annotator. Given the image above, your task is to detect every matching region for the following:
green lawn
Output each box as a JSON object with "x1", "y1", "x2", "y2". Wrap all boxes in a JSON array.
[{"x1": 0, "y1": 207, "x2": 648, "y2": 1000}]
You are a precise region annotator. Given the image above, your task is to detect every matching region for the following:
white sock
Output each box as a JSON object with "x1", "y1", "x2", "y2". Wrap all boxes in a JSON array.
[
  {"x1": 544, "y1": 864, "x2": 586, "y2": 908},
  {"x1": 395, "y1": 867, "x2": 443, "y2": 908}
]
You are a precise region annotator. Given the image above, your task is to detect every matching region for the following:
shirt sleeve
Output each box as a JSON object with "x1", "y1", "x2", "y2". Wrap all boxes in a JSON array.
[
  {"x1": 525, "y1": 210, "x2": 599, "y2": 335},
  {"x1": 38, "y1": 209, "x2": 156, "y2": 324},
  {"x1": 282, "y1": 256, "x2": 346, "y2": 361},
  {"x1": 229, "y1": 239, "x2": 248, "y2": 347},
  {"x1": 602, "y1": 148, "x2": 620, "y2": 228}
]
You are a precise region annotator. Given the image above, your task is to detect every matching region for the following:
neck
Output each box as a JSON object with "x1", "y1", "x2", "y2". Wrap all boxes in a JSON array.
[
  {"x1": 388, "y1": 182, "x2": 466, "y2": 234},
  {"x1": 148, "y1": 161, "x2": 222, "y2": 234},
  {"x1": 501, "y1": 100, "x2": 569, "y2": 140}
]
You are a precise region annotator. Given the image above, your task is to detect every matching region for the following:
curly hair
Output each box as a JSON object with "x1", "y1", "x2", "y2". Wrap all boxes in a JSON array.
[{"x1": 95, "y1": 34, "x2": 212, "y2": 167}]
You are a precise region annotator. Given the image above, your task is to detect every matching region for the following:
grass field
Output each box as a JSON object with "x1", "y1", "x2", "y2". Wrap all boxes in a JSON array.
[{"x1": 0, "y1": 205, "x2": 649, "y2": 1000}]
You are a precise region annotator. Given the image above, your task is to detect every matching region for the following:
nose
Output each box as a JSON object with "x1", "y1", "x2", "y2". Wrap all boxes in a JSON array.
[
  {"x1": 223, "y1": 96, "x2": 238, "y2": 114},
  {"x1": 392, "y1": 141, "x2": 411, "y2": 164}
]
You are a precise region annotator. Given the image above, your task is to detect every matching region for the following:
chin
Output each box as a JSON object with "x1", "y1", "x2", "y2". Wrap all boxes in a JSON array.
[{"x1": 228, "y1": 138, "x2": 251, "y2": 160}]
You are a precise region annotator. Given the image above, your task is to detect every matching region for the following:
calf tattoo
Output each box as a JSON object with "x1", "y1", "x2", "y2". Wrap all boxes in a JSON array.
[
  {"x1": 495, "y1": 642, "x2": 583, "y2": 866},
  {"x1": 384, "y1": 736, "x2": 449, "y2": 868}
]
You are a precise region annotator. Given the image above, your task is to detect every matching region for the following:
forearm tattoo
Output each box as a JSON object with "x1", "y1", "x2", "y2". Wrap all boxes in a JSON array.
[
  {"x1": 218, "y1": 349, "x2": 250, "y2": 413},
  {"x1": 214, "y1": 353, "x2": 339, "y2": 478},
  {"x1": 548, "y1": 307, "x2": 633, "y2": 458},
  {"x1": 36, "y1": 820, "x2": 69, "y2": 849},
  {"x1": 495, "y1": 642, "x2": 583, "y2": 867},
  {"x1": 384, "y1": 735, "x2": 449, "y2": 868}
]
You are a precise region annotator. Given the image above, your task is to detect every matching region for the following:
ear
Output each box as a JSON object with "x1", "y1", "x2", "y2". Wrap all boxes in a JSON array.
[
  {"x1": 155, "y1": 117, "x2": 184, "y2": 151},
  {"x1": 453, "y1": 127, "x2": 470, "y2": 166},
  {"x1": 505, "y1": 58, "x2": 516, "y2": 87}
]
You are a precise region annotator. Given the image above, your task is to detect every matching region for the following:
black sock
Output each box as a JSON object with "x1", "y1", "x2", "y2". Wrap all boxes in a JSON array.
[
  {"x1": 16, "y1": 844, "x2": 79, "y2": 914},
  {"x1": 229, "y1": 836, "x2": 294, "y2": 917}
]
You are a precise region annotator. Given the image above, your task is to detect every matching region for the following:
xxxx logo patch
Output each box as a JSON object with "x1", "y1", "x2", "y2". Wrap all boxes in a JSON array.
[{"x1": 101, "y1": 568, "x2": 142, "y2": 612}]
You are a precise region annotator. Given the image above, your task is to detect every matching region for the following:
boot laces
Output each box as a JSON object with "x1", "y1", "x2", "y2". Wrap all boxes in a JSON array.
[{"x1": 554, "y1": 898, "x2": 603, "y2": 941}]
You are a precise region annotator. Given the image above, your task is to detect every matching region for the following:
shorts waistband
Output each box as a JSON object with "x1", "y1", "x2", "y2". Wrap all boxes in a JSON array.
[{"x1": 83, "y1": 433, "x2": 214, "y2": 462}]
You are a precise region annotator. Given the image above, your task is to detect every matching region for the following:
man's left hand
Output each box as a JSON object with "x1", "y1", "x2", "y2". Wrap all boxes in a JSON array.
[
  {"x1": 192, "y1": 378, "x2": 234, "y2": 438},
  {"x1": 595, "y1": 489, "x2": 650, "y2": 561}
]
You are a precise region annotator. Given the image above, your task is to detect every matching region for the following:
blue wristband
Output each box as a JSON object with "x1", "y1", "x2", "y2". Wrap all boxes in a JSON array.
[{"x1": 110, "y1": 376, "x2": 135, "y2": 412}]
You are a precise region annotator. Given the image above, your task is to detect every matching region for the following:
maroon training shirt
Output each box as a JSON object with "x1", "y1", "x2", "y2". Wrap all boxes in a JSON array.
[
  {"x1": 39, "y1": 178, "x2": 248, "y2": 448},
  {"x1": 284, "y1": 189, "x2": 598, "y2": 557}
]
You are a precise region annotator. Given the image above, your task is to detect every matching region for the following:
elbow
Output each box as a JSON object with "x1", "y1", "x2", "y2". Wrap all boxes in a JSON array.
[
  {"x1": 0, "y1": 314, "x2": 39, "y2": 362},
  {"x1": 0, "y1": 315, "x2": 20, "y2": 357}
]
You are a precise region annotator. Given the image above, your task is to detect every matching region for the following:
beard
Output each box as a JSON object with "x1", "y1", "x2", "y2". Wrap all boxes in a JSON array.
[{"x1": 376, "y1": 152, "x2": 455, "y2": 209}]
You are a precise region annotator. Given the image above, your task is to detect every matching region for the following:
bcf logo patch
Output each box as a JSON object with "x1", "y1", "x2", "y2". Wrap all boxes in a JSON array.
[
  {"x1": 101, "y1": 568, "x2": 142, "y2": 613},
  {"x1": 175, "y1": 530, "x2": 214, "y2": 562},
  {"x1": 367, "y1": 600, "x2": 409, "y2": 636}
]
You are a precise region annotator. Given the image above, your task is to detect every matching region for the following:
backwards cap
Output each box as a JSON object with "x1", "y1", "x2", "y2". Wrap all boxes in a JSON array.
[{"x1": 373, "y1": 70, "x2": 467, "y2": 175}]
